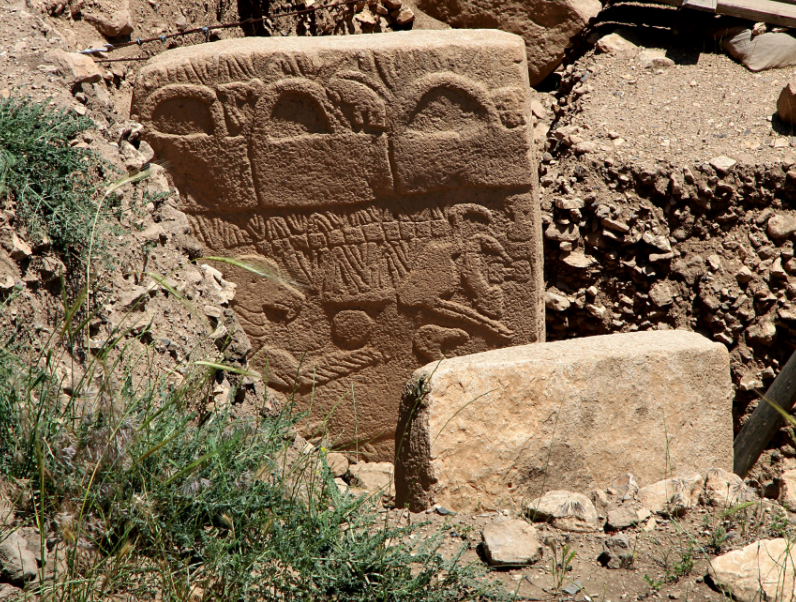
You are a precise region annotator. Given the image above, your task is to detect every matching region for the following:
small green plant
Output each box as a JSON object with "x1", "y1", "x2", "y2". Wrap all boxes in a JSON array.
[
  {"x1": 0, "y1": 98, "x2": 103, "y2": 256},
  {"x1": 644, "y1": 574, "x2": 663, "y2": 591},
  {"x1": 546, "y1": 540, "x2": 576, "y2": 591},
  {"x1": 669, "y1": 542, "x2": 695, "y2": 581}
]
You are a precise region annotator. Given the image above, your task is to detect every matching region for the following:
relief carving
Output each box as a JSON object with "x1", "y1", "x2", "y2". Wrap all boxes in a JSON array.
[{"x1": 132, "y1": 30, "x2": 543, "y2": 459}]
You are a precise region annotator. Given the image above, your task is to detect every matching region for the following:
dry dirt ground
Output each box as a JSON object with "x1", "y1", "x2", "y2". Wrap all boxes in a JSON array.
[{"x1": 4, "y1": 0, "x2": 796, "y2": 598}]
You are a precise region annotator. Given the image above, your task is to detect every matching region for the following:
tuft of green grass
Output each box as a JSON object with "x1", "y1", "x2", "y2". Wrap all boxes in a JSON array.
[{"x1": 0, "y1": 98, "x2": 102, "y2": 256}]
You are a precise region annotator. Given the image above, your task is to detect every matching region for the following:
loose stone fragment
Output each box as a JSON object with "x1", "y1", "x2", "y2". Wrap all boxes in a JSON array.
[
  {"x1": 768, "y1": 214, "x2": 796, "y2": 240},
  {"x1": 710, "y1": 539, "x2": 796, "y2": 602},
  {"x1": 524, "y1": 490, "x2": 600, "y2": 532},
  {"x1": 606, "y1": 507, "x2": 638, "y2": 530},
  {"x1": 350, "y1": 462, "x2": 394, "y2": 496},
  {"x1": 481, "y1": 518, "x2": 542, "y2": 566},
  {"x1": 704, "y1": 468, "x2": 756, "y2": 507},
  {"x1": 599, "y1": 533, "x2": 635, "y2": 568},
  {"x1": 636, "y1": 473, "x2": 703, "y2": 515}
]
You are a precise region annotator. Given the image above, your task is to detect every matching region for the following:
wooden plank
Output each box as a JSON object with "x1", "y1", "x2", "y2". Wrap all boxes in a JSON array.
[
  {"x1": 734, "y1": 350, "x2": 796, "y2": 478},
  {"x1": 683, "y1": 0, "x2": 718, "y2": 11},
  {"x1": 717, "y1": 0, "x2": 796, "y2": 29}
]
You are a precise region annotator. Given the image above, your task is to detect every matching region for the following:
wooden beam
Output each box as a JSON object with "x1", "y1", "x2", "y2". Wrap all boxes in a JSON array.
[
  {"x1": 734, "y1": 350, "x2": 796, "y2": 478},
  {"x1": 717, "y1": 0, "x2": 796, "y2": 29},
  {"x1": 683, "y1": 0, "x2": 718, "y2": 11}
]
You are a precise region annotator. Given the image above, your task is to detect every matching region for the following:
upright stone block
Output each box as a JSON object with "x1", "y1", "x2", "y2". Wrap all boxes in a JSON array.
[
  {"x1": 395, "y1": 331, "x2": 733, "y2": 512},
  {"x1": 131, "y1": 31, "x2": 543, "y2": 459}
]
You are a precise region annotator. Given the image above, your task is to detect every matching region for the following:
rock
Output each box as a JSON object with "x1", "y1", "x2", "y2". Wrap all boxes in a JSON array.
[
  {"x1": 393, "y1": 6, "x2": 415, "y2": 25},
  {"x1": 599, "y1": 534, "x2": 635, "y2": 569},
  {"x1": 545, "y1": 291, "x2": 571, "y2": 312},
  {"x1": 84, "y1": 2, "x2": 134, "y2": 37},
  {"x1": 606, "y1": 507, "x2": 639, "y2": 530},
  {"x1": 747, "y1": 319, "x2": 777, "y2": 346},
  {"x1": 545, "y1": 222, "x2": 580, "y2": 242},
  {"x1": 43, "y1": 49, "x2": 102, "y2": 86},
  {"x1": 778, "y1": 468, "x2": 796, "y2": 511},
  {"x1": 649, "y1": 282, "x2": 673, "y2": 307},
  {"x1": 395, "y1": 331, "x2": 733, "y2": 513},
  {"x1": 727, "y1": 28, "x2": 796, "y2": 74},
  {"x1": 0, "y1": 531, "x2": 37, "y2": 584},
  {"x1": 596, "y1": 32, "x2": 637, "y2": 57},
  {"x1": 325, "y1": 452, "x2": 350, "y2": 478},
  {"x1": 133, "y1": 31, "x2": 543, "y2": 460},
  {"x1": 704, "y1": 468, "x2": 756, "y2": 507},
  {"x1": 638, "y1": 49, "x2": 674, "y2": 70},
  {"x1": 116, "y1": 284, "x2": 149, "y2": 309},
  {"x1": 7, "y1": 233, "x2": 31, "y2": 260},
  {"x1": 39, "y1": 256, "x2": 65, "y2": 282},
  {"x1": 351, "y1": 462, "x2": 394, "y2": 496},
  {"x1": 636, "y1": 473, "x2": 703, "y2": 515},
  {"x1": 779, "y1": 80, "x2": 796, "y2": 125},
  {"x1": 0, "y1": 584, "x2": 22, "y2": 601},
  {"x1": 561, "y1": 251, "x2": 597, "y2": 269},
  {"x1": 524, "y1": 490, "x2": 600, "y2": 532},
  {"x1": 413, "y1": 0, "x2": 601, "y2": 85},
  {"x1": 481, "y1": 518, "x2": 542, "y2": 566},
  {"x1": 736, "y1": 266, "x2": 754, "y2": 283},
  {"x1": 710, "y1": 539, "x2": 796, "y2": 602},
  {"x1": 530, "y1": 99, "x2": 546, "y2": 119},
  {"x1": 175, "y1": 14, "x2": 188, "y2": 31},
  {"x1": 709, "y1": 156, "x2": 737, "y2": 175},
  {"x1": 608, "y1": 473, "x2": 639, "y2": 499},
  {"x1": 767, "y1": 214, "x2": 796, "y2": 240},
  {"x1": 554, "y1": 197, "x2": 584, "y2": 210}
]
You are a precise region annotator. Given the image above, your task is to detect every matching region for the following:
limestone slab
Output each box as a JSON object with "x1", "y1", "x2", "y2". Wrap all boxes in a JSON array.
[
  {"x1": 710, "y1": 539, "x2": 796, "y2": 602},
  {"x1": 394, "y1": 331, "x2": 733, "y2": 512},
  {"x1": 131, "y1": 30, "x2": 544, "y2": 461}
]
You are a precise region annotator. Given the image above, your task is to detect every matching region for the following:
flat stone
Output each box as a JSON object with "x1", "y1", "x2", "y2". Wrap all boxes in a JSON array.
[
  {"x1": 704, "y1": 467, "x2": 756, "y2": 507},
  {"x1": 606, "y1": 507, "x2": 639, "y2": 530},
  {"x1": 710, "y1": 539, "x2": 796, "y2": 602},
  {"x1": 561, "y1": 251, "x2": 598, "y2": 269},
  {"x1": 84, "y1": 1, "x2": 134, "y2": 37},
  {"x1": 481, "y1": 518, "x2": 542, "y2": 566},
  {"x1": 524, "y1": 490, "x2": 600, "y2": 532},
  {"x1": 133, "y1": 30, "x2": 543, "y2": 461},
  {"x1": 350, "y1": 462, "x2": 394, "y2": 496},
  {"x1": 395, "y1": 331, "x2": 733, "y2": 513},
  {"x1": 636, "y1": 473, "x2": 703, "y2": 515},
  {"x1": 747, "y1": 319, "x2": 777, "y2": 346},
  {"x1": 709, "y1": 155, "x2": 738, "y2": 175},
  {"x1": 44, "y1": 49, "x2": 102, "y2": 86},
  {"x1": 545, "y1": 222, "x2": 580, "y2": 242}
]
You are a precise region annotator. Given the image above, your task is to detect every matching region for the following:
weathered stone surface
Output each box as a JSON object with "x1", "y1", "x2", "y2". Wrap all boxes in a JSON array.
[
  {"x1": 481, "y1": 518, "x2": 542, "y2": 566},
  {"x1": 44, "y1": 49, "x2": 102, "y2": 86},
  {"x1": 414, "y1": 0, "x2": 601, "y2": 86},
  {"x1": 132, "y1": 31, "x2": 543, "y2": 461},
  {"x1": 606, "y1": 507, "x2": 638, "y2": 530},
  {"x1": 636, "y1": 473, "x2": 703, "y2": 515},
  {"x1": 0, "y1": 531, "x2": 37, "y2": 584},
  {"x1": 710, "y1": 539, "x2": 796, "y2": 602},
  {"x1": 351, "y1": 461, "x2": 395, "y2": 496},
  {"x1": 394, "y1": 330, "x2": 732, "y2": 512},
  {"x1": 608, "y1": 473, "x2": 639, "y2": 499},
  {"x1": 778, "y1": 468, "x2": 796, "y2": 511},
  {"x1": 599, "y1": 534, "x2": 635, "y2": 569},
  {"x1": 595, "y1": 32, "x2": 637, "y2": 57},
  {"x1": 325, "y1": 452, "x2": 350, "y2": 478},
  {"x1": 524, "y1": 490, "x2": 600, "y2": 532},
  {"x1": 83, "y1": 0, "x2": 134, "y2": 37},
  {"x1": 704, "y1": 467, "x2": 756, "y2": 507},
  {"x1": 767, "y1": 213, "x2": 796, "y2": 240}
]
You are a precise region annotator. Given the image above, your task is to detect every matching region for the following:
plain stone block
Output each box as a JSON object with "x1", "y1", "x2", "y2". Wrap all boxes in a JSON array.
[{"x1": 395, "y1": 330, "x2": 733, "y2": 512}]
